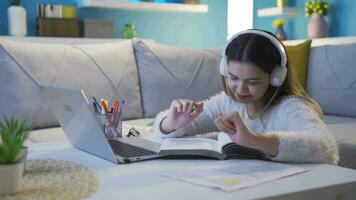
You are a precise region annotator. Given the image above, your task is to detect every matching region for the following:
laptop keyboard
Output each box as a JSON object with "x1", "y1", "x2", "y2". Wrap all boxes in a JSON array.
[{"x1": 108, "y1": 139, "x2": 156, "y2": 158}]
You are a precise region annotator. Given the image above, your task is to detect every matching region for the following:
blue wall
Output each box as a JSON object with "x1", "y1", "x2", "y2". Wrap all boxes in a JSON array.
[
  {"x1": 253, "y1": 0, "x2": 356, "y2": 40},
  {"x1": 0, "y1": 0, "x2": 227, "y2": 48},
  {"x1": 2, "y1": 0, "x2": 355, "y2": 46},
  {"x1": 79, "y1": 0, "x2": 227, "y2": 48},
  {"x1": 0, "y1": 0, "x2": 79, "y2": 36}
]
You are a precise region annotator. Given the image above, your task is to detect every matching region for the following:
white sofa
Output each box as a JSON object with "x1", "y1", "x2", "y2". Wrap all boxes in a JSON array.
[{"x1": 1, "y1": 36, "x2": 355, "y2": 169}]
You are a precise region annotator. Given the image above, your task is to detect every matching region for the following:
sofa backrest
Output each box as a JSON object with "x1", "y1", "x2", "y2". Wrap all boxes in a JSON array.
[
  {"x1": 307, "y1": 41, "x2": 356, "y2": 117},
  {"x1": 285, "y1": 36, "x2": 356, "y2": 118},
  {"x1": 0, "y1": 38, "x2": 143, "y2": 129},
  {"x1": 0, "y1": 37, "x2": 223, "y2": 129},
  {"x1": 133, "y1": 39, "x2": 223, "y2": 118}
]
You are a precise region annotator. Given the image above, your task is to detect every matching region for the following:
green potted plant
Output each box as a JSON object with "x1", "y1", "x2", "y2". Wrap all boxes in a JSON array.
[
  {"x1": 305, "y1": 0, "x2": 329, "y2": 38},
  {"x1": 305, "y1": 0, "x2": 328, "y2": 17},
  {"x1": 0, "y1": 117, "x2": 30, "y2": 195}
]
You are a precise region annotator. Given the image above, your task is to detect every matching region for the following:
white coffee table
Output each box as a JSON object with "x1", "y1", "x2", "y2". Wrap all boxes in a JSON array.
[{"x1": 25, "y1": 138, "x2": 356, "y2": 200}]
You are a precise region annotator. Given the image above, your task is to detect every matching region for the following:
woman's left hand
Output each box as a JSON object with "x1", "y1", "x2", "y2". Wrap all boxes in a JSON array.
[
  {"x1": 214, "y1": 112, "x2": 258, "y2": 148},
  {"x1": 214, "y1": 112, "x2": 279, "y2": 157}
]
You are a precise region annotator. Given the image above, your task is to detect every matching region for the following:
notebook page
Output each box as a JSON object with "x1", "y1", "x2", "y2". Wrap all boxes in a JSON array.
[{"x1": 217, "y1": 132, "x2": 233, "y2": 149}]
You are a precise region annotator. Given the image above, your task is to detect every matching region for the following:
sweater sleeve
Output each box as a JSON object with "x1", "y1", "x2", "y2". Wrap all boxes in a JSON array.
[
  {"x1": 268, "y1": 97, "x2": 339, "y2": 165},
  {"x1": 153, "y1": 92, "x2": 229, "y2": 138}
]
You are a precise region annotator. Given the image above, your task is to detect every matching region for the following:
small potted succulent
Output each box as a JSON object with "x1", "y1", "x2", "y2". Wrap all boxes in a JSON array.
[{"x1": 0, "y1": 117, "x2": 30, "y2": 195}]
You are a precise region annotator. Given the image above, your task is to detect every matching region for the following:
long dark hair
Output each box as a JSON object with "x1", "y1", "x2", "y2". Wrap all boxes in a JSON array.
[{"x1": 221, "y1": 30, "x2": 323, "y2": 118}]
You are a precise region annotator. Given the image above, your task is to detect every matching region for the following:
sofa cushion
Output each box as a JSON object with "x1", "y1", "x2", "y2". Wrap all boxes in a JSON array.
[
  {"x1": 284, "y1": 40, "x2": 312, "y2": 88},
  {"x1": 133, "y1": 39, "x2": 223, "y2": 117},
  {"x1": 307, "y1": 42, "x2": 356, "y2": 117},
  {"x1": 325, "y1": 115, "x2": 356, "y2": 169},
  {"x1": 0, "y1": 39, "x2": 143, "y2": 129}
]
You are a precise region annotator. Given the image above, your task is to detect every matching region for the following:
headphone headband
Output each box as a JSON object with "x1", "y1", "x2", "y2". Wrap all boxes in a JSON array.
[
  {"x1": 221, "y1": 29, "x2": 287, "y2": 68},
  {"x1": 219, "y1": 29, "x2": 288, "y2": 87}
]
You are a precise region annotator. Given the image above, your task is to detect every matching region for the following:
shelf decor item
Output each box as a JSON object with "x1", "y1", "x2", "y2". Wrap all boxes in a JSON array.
[
  {"x1": 305, "y1": 0, "x2": 328, "y2": 38},
  {"x1": 122, "y1": 23, "x2": 137, "y2": 39},
  {"x1": 8, "y1": 0, "x2": 27, "y2": 36},
  {"x1": 184, "y1": 0, "x2": 200, "y2": 4},
  {"x1": 37, "y1": 18, "x2": 80, "y2": 37},
  {"x1": 272, "y1": 18, "x2": 287, "y2": 41},
  {"x1": 0, "y1": 117, "x2": 30, "y2": 195},
  {"x1": 276, "y1": 0, "x2": 288, "y2": 8}
]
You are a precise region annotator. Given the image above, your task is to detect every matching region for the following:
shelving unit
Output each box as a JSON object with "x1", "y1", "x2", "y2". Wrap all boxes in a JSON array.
[
  {"x1": 257, "y1": 7, "x2": 303, "y2": 17},
  {"x1": 79, "y1": 0, "x2": 209, "y2": 13}
]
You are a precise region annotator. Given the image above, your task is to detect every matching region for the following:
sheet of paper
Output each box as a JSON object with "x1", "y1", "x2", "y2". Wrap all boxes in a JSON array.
[
  {"x1": 159, "y1": 138, "x2": 221, "y2": 153},
  {"x1": 161, "y1": 160, "x2": 307, "y2": 192}
]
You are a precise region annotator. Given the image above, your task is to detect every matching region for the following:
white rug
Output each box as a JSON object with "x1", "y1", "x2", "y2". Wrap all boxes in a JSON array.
[{"x1": 1, "y1": 159, "x2": 99, "y2": 200}]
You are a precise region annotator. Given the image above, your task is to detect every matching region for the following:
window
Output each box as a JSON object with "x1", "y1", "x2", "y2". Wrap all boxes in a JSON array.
[{"x1": 227, "y1": 0, "x2": 254, "y2": 39}]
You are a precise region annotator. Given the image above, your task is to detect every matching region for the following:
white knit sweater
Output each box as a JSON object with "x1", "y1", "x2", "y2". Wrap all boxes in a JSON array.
[{"x1": 154, "y1": 92, "x2": 339, "y2": 164}]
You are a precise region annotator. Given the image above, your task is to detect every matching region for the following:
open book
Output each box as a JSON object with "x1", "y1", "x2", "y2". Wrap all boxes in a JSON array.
[{"x1": 159, "y1": 133, "x2": 267, "y2": 160}]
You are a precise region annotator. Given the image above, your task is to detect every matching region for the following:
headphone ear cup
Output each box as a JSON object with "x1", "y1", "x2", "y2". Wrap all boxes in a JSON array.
[
  {"x1": 219, "y1": 56, "x2": 228, "y2": 76},
  {"x1": 270, "y1": 65, "x2": 287, "y2": 86}
]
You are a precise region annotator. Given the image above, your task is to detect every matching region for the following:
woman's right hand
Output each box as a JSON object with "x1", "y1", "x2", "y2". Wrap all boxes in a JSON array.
[{"x1": 160, "y1": 99, "x2": 204, "y2": 134}]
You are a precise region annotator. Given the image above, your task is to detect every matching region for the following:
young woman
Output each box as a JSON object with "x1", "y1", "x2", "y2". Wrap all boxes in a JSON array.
[{"x1": 153, "y1": 29, "x2": 339, "y2": 164}]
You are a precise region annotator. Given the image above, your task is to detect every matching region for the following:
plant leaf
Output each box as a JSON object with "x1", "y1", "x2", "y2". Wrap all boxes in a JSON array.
[{"x1": 0, "y1": 117, "x2": 30, "y2": 164}]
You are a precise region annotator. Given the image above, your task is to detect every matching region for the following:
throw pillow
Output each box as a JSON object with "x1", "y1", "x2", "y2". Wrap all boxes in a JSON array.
[
  {"x1": 284, "y1": 40, "x2": 312, "y2": 89},
  {"x1": 133, "y1": 39, "x2": 223, "y2": 118}
]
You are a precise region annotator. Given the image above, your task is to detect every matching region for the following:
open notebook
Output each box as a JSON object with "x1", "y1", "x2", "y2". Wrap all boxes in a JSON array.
[{"x1": 159, "y1": 133, "x2": 267, "y2": 160}]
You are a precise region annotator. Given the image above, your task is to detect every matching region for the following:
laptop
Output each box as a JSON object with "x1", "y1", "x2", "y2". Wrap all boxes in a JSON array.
[{"x1": 40, "y1": 85, "x2": 163, "y2": 164}]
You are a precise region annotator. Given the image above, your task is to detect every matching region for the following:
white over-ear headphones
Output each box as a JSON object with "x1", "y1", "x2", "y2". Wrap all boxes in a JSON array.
[{"x1": 220, "y1": 29, "x2": 288, "y2": 87}]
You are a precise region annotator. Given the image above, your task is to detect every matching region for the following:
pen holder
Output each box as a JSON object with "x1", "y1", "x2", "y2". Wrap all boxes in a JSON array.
[{"x1": 96, "y1": 113, "x2": 122, "y2": 138}]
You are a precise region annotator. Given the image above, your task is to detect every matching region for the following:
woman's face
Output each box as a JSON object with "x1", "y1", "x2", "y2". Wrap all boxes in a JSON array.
[{"x1": 226, "y1": 61, "x2": 270, "y2": 104}]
